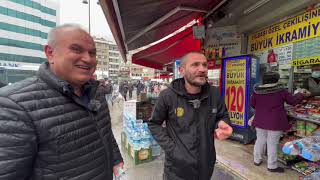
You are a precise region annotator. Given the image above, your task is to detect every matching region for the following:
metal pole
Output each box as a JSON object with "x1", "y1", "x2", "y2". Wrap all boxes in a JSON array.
[{"x1": 88, "y1": 0, "x2": 91, "y2": 34}]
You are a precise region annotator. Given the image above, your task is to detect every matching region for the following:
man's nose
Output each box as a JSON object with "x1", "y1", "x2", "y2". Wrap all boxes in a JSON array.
[
  {"x1": 82, "y1": 52, "x2": 95, "y2": 63},
  {"x1": 199, "y1": 64, "x2": 207, "y2": 72}
]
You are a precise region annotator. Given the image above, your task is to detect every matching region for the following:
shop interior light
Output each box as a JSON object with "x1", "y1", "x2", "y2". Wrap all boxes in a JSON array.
[{"x1": 243, "y1": 0, "x2": 271, "y2": 14}]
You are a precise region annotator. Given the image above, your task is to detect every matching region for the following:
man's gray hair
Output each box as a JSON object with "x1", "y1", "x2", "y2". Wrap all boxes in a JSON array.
[
  {"x1": 180, "y1": 51, "x2": 205, "y2": 67},
  {"x1": 47, "y1": 24, "x2": 88, "y2": 47}
]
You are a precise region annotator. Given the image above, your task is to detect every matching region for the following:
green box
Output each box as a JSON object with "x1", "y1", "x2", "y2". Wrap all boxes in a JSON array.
[{"x1": 128, "y1": 143, "x2": 152, "y2": 165}]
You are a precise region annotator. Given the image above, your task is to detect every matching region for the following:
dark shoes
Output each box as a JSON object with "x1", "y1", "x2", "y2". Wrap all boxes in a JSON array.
[
  {"x1": 254, "y1": 162, "x2": 284, "y2": 173},
  {"x1": 268, "y1": 167, "x2": 284, "y2": 173},
  {"x1": 254, "y1": 161, "x2": 262, "y2": 166}
]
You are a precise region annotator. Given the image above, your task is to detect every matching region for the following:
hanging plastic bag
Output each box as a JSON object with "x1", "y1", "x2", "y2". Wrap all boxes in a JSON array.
[
  {"x1": 248, "y1": 115, "x2": 254, "y2": 126},
  {"x1": 113, "y1": 168, "x2": 127, "y2": 180}
]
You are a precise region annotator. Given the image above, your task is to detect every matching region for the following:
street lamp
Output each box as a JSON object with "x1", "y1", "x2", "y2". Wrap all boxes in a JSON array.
[
  {"x1": 82, "y1": 0, "x2": 100, "y2": 34},
  {"x1": 82, "y1": 0, "x2": 91, "y2": 34}
]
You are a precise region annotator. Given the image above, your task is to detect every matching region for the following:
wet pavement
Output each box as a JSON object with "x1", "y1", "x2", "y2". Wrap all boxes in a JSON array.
[{"x1": 109, "y1": 92, "x2": 240, "y2": 180}]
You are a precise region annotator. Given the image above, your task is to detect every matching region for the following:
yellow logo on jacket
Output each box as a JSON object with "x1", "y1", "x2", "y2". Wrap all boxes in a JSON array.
[{"x1": 175, "y1": 107, "x2": 184, "y2": 117}]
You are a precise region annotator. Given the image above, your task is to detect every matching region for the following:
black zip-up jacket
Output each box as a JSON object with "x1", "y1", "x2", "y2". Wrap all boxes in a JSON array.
[
  {"x1": 148, "y1": 78, "x2": 230, "y2": 180},
  {"x1": 0, "y1": 62, "x2": 122, "y2": 180}
]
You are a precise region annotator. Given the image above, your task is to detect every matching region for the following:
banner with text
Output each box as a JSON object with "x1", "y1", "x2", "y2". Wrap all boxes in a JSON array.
[
  {"x1": 249, "y1": 8, "x2": 320, "y2": 53},
  {"x1": 224, "y1": 58, "x2": 248, "y2": 127},
  {"x1": 292, "y1": 56, "x2": 320, "y2": 66}
]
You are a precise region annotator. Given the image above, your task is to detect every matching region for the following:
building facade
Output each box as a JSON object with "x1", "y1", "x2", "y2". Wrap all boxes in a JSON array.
[
  {"x1": 130, "y1": 64, "x2": 143, "y2": 80},
  {"x1": 94, "y1": 37, "x2": 109, "y2": 79},
  {"x1": 0, "y1": 0, "x2": 59, "y2": 83},
  {"x1": 108, "y1": 42, "x2": 120, "y2": 80}
]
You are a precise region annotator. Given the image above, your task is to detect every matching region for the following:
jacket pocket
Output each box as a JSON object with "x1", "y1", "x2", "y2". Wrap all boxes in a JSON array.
[{"x1": 167, "y1": 144, "x2": 197, "y2": 171}]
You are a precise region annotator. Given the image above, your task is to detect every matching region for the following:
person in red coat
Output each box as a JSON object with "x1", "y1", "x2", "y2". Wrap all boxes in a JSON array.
[{"x1": 250, "y1": 72, "x2": 310, "y2": 173}]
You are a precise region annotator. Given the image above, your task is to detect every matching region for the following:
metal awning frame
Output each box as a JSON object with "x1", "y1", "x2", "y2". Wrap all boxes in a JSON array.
[{"x1": 101, "y1": 0, "x2": 228, "y2": 63}]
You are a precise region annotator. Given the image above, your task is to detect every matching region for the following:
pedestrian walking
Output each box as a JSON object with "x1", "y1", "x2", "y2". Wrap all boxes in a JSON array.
[
  {"x1": 119, "y1": 81, "x2": 129, "y2": 101},
  {"x1": 128, "y1": 81, "x2": 134, "y2": 99},
  {"x1": 105, "y1": 80, "x2": 113, "y2": 102},
  {"x1": 136, "y1": 80, "x2": 144, "y2": 97}
]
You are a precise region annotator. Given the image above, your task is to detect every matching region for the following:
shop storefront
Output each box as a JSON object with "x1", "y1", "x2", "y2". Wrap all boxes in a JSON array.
[
  {"x1": 100, "y1": 0, "x2": 320, "y2": 179},
  {"x1": 247, "y1": 6, "x2": 320, "y2": 177}
]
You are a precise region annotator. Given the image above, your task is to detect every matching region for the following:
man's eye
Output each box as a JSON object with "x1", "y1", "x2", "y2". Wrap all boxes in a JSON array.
[
  {"x1": 89, "y1": 51, "x2": 96, "y2": 57},
  {"x1": 70, "y1": 46, "x2": 82, "y2": 53}
]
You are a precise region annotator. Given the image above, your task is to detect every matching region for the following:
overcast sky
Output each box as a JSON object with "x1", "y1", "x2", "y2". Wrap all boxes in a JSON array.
[{"x1": 58, "y1": 0, "x2": 114, "y2": 41}]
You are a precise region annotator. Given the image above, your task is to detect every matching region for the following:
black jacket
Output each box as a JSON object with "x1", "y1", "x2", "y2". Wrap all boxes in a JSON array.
[
  {"x1": 0, "y1": 62, "x2": 123, "y2": 180},
  {"x1": 148, "y1": 78, "x2": 230, "y2": 180}
]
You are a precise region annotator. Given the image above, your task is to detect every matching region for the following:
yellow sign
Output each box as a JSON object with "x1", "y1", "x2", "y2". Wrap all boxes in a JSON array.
[
  {"x1": 175, "y1": 107, "x2": 184, "y2": 117},
  {"x1": 249, "y1": 8, "x2": 320, "y2": 53},
  {"x1": 292, "y1": 56, "x2": 320, "y2": 66},
  {"x1": 224, "y1": 59, "x2": 247, "y2": 126}
]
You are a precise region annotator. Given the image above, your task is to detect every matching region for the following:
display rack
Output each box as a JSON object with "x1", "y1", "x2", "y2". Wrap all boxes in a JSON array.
[{"x1": 288, "y1": 114, "x2": 320, "y2": 125}]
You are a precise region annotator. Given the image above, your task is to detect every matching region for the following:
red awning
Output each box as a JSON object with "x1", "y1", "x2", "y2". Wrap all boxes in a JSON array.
[
  {"x1": 131, "y1": 27, "x2": 200, "y2": 69},
  {"x1": 99, "y1": 0, "x2": 227, "y2": 63}
]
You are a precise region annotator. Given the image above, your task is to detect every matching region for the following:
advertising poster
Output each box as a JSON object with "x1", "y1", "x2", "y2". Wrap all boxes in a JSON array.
[
  {"x1": 248, "y1": 7, "x2": 320, "y2": 53},
  {"x1": 254, "y1": 44, "x2": 293, "y2": 65},
  {"x1": 204, "y1": 25, "x2": 241, "y2": 58},
  {"x1": 292, "y1": 56, "x2": 320, "y2": 66},
  {"x1": 293, "y1": 36, "x2": 320, "y2": 59},
  {"x1": 223, "y1": 57, "x2": 248, "y2": 127}
]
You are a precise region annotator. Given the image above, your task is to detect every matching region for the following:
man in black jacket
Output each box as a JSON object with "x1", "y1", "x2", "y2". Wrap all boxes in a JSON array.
[
  {"x1": 0, "y1": 24, "x2": 123, "y2": 180},
  {"x1": 148, "y1": 51, "x2": 233, "y2": 180}
]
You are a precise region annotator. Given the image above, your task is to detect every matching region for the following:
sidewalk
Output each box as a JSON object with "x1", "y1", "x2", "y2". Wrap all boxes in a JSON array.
[
  {"x1": 109, "y1": 96, "x2": 302, "y2": 180},
  {"x1": 215, "y1": 140, "x2": 301, "y2": 180}
]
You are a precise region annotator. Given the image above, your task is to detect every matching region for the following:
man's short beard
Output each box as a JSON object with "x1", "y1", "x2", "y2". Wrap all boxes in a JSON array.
[{"x1": 184, "y1": 74, "x2": 206, "y2": 87}]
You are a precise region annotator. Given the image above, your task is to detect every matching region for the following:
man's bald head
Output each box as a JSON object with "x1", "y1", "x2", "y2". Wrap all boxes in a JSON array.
[
  {"x1": 47, "y1": 24, "x2": 89, "y2": 48},
  {"x1": 180, "y1": 51, "x2": 206, "y2": 67}
]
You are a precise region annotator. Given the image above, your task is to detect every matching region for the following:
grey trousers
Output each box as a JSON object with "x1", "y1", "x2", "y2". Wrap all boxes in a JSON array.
[{"x1": 254, "y1": 128, "x2": 282, "y2": 169}]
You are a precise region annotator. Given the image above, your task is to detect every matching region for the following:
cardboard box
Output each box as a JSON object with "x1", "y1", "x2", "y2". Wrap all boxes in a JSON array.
[
  {"x1": 123, "y1": 100, "x2": 154, "y2": 121},
  {"x1": 137, "y1": 92, "x2": 147, "y2": 102},
  {"x1": 128, "y1": 143, "x2": 152, "y2": 165}
]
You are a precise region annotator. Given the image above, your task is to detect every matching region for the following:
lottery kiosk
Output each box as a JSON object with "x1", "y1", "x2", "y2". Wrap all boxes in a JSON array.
[{"x1": 221, "y1": 55, "x2": 260, "y2": 144}]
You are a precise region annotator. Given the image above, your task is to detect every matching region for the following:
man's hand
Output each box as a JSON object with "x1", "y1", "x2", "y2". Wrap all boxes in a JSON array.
[
  {"x1": 214, "y1": 120, "x2": 233, "y2": 140},
  {"x1": 113, "y1": 162, "x2": 124, "y2": 177}
]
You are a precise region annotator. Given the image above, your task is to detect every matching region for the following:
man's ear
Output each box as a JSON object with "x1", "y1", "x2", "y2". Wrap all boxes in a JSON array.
[
  {"x1": 44, "y1": 45, "x2": 54, "y2": 64},
  {"x1": 179, "y1": 66, "x2": 185, "y2": 77}
]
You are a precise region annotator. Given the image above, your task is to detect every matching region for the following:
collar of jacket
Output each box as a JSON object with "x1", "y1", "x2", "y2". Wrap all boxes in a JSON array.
[
  {"x1": 253, "y1": 83, "x2": 285, "y2": 94},
  {"x1": 169, "y1": 78, "x2": 211, "y2": 100},
  {"x1": 37, "y1": 62, "x2": 100, "y2": 111}
]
